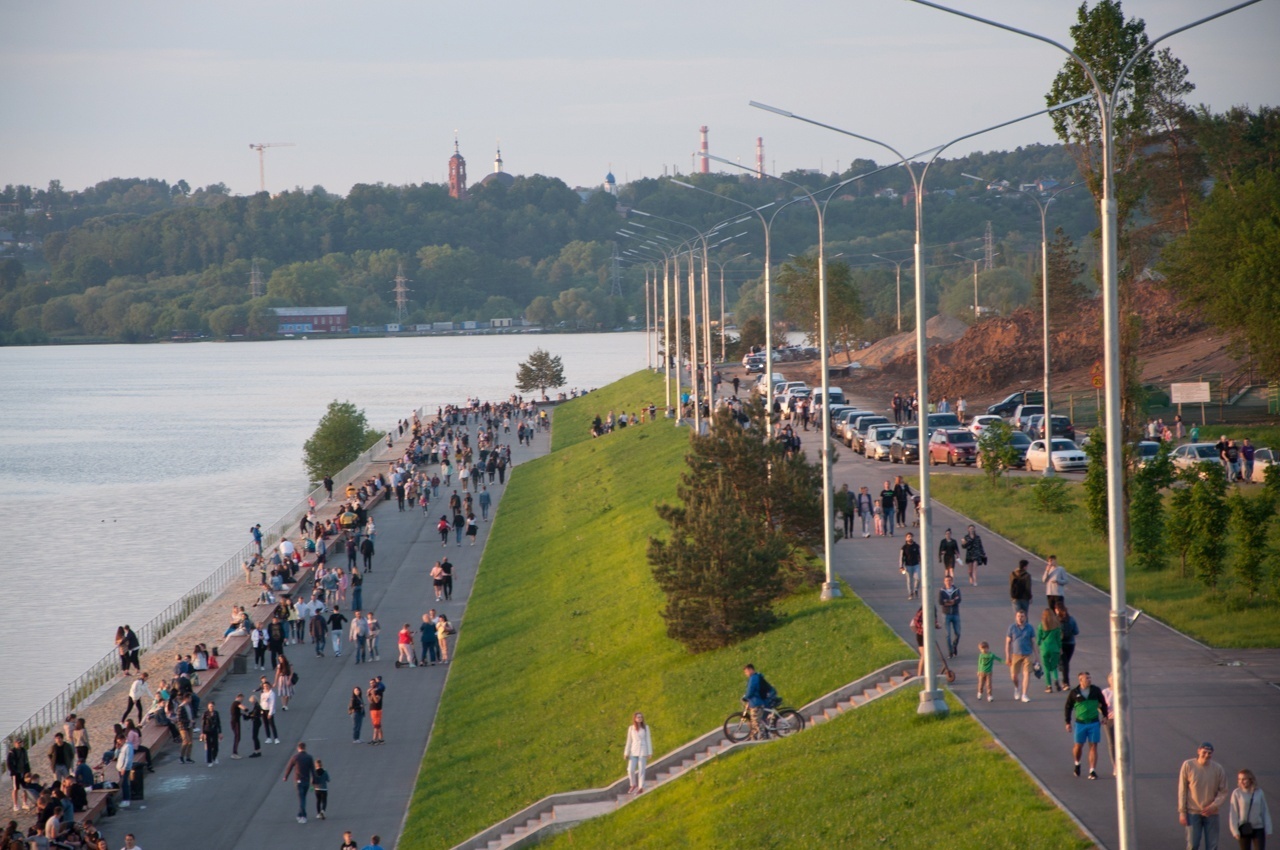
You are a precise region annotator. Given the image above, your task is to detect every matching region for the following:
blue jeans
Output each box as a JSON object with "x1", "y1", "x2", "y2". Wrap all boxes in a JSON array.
[
  {"x1": 296, "y1": 782, "x2": 310, "y2": 818},
  {"x1": 352, "y1": 711, "x2": 364, "y2": 741},
  {"x1": 884, "y1": 509, "x2": 896, "y2": 536},
  {"x1": 903, "y1": 564, "x2": 919, "y2": 597},
  {"x1": 1184, "y1": 812, "x2": 1218, "y2": 850},
  {"x1": 423, "y1": 640, "x2": 439, "y2": 664},
  {"x1": 455, "y1": 526, "x2": 464, "y2": 543},
  {"x1": 355, "y1": 637, "x2": 367, "y2": 663},
  {"x1": 352, "y1": 587, "x2": 362, "y2": 613},
  {"x1": 945, "y1": 613, "x2": 961, "y2": 655}
]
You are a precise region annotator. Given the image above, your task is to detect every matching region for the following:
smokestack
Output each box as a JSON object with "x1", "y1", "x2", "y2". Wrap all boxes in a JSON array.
[
  {"x1": 756, "y1": 137, "x2": 764, "y2": 179},
  {"x1": 699, "y1": 126, "x2": 709, "y2": 174}
]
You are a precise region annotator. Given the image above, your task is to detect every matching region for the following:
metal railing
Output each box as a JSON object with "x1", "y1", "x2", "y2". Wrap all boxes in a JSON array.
[{"x1": 2, "y1": 405, "x2": 426, "y2": 757}]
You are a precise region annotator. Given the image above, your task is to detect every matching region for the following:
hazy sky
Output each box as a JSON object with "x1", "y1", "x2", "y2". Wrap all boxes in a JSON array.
[{"x1": 3, "y1": 1, "x2": 1276, "y2": 196}]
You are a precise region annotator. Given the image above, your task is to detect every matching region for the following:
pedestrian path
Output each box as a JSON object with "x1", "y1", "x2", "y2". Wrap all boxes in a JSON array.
[
  {"x1": 821, "y1": 428, "x2": 1280, "y2": 850},
  {"x1": 95, "y1": 414, "x2": 553, "y2": 850},
  {"x1": 451, "y1": 661, "x2": 919, "y2": 850}
]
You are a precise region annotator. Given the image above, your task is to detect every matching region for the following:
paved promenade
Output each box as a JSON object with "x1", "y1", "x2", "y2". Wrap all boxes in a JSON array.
[
  {"x1": 817, "y1": 419, "x2": 1280, "y2": 850},
  {"x1": 92, "y1": 418, "x2": 551, "y2": 850}
]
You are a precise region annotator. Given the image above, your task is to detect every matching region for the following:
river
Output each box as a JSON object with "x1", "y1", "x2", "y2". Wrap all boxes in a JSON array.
[{"x1": 0, "y1": 332, "x2": 646, "y2": 733}]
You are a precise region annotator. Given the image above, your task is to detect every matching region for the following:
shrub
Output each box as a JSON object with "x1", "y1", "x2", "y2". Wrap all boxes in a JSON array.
[{"x1": 1030, "y1": 476, "x2": 1073, "y2": 514}]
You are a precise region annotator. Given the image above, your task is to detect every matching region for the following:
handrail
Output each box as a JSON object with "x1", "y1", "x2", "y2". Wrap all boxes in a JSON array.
[{"x1": 2, "y1": 405, "x2": 427, "y2": 758}]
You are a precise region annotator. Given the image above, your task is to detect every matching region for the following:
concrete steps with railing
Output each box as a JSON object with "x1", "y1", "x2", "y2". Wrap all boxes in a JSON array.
[{"x1": 452, "y1": 659, "x2": 919, "y2": 850}]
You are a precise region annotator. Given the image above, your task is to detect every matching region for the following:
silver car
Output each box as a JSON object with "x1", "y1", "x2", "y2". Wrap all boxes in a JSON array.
[{"x1": 864, "y1": 424, "x2": 897, "y2": 461}]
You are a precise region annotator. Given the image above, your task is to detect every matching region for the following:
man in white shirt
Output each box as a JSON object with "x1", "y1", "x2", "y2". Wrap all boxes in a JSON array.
[
  {"x1": 260, "y1": 683, "x2": 279, "y2": 744},
  {"x1": 122, "y1": 672, "x2": 152, "y2": 724}
]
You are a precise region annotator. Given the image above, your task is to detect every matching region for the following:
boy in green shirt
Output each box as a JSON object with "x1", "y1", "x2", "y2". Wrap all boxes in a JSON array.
[{"x1": 976, "y1": 641, "x2": 1002, "y2": 702}]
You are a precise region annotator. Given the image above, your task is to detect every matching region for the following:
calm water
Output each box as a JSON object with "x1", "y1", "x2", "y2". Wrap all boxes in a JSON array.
[{"x1": 0, "y1": 333, "x2": 645, "y2": 733}]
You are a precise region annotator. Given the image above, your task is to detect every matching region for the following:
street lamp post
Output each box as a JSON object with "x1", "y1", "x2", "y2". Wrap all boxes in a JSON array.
[
  {"x1": 752, "y1": 95, "x2": 1091, "y2": 717},
  {"x1": 952, "y1": 253, "x2": 980, "y2": 321},
  {"x1": 710, "y1": 253, "x2": 750, "y2": 363},
  {"x1": 906, "y1": 4, "x2": 1262, "y2": 841},
  {"x1": 872, "y1": 253, "x2": 912, "y2": 332}
]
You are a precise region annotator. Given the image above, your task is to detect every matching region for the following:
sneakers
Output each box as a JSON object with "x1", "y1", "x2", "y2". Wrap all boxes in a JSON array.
[
  {"x1": 1088, "y1": 770, "x2": 1098, "y2": 780},
  {"x1": 1015, "y1": 688, "x2": 1021, "y2": 700},
  {"x1": 118, "y1": 801, "x2": 130, "y2": 808},
  {"x1": 1074, "y1": 763, "x2": 1081, "y2": 777},
  {"x1": 987, "y1": 694, "x2": 994, "y2": 702},
  {"x1": 318, "y1": 812, "x2": 326, "y2": 820},
  {"x1": 249, "y1": 752, "x2": 262, "y2": 758},
  {"x1": 297, "y1": 816, "x2": 306, "y2": 824},
  {"x1": 231, "y1": 754, "x2": 242, "y2": 759},
  {"x1": 977, "y1": 692, "x2": 983, "y2": 700},
  {"x1": 1020, "y1": 695, "x2": 1030, "y2": 703}
]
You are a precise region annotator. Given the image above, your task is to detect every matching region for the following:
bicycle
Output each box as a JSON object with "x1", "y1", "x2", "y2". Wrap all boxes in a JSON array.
[{"x1": 723, "y1": 701, "x2": 805, "y2": 742}]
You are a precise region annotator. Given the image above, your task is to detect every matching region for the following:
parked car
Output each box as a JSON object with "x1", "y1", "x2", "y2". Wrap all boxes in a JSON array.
[
  {"x1": 1027, "y1": 414, "x2": 1076, "y2": 442},
  {"x1": 835, "y1": 409, "x2": 872, "y2": 444},
  {"x1": 1172, "y1": 442, "x2": 1222, "y2": 472},
  {"x1": 753, "y1": 372, "x2": 787, "y2": 397},
  {"x1": 1025, "y1": 438, "x2": 1088, "y2": 472},
  {"x1": 780, "y1": 381, "x2": 808, "y2": 397},
  {"x1": 987, "y1": 390, "x2": 1045, "y2": 418},
  {"x1": 928, "y1": 428, "x2": 979, "y2": 466},
  {"x1": 865, "y1": 424, "x2": 897, "y2": 461},
  {"x1": 975, "y1": 429, "x2": 1032, "y2": 469},
  {"x1": 1252, "y1": 447, "x2": 1277, "y2": 483},
  {"x1": 781, "y1": 387, "x2": 811, "y2": 409},
  {"x1": 852, "y1": 415, "x2": 891, "y2": 453},
  {"x1": 925, "y1": 412, "x2": 962, "y2": 434},
  {"x1": 1011, "y1": 404, "x2": 1045, "y2": 432},
  {"x1": 968, "y1": 414, "x2": 1004, "y2": 437},
  {"x1": 889, "y1": 426, "x2": 921, "y2": 464},
  {"x1": 1132, "y1": 440, "x2": 1162, "y2": 470}
]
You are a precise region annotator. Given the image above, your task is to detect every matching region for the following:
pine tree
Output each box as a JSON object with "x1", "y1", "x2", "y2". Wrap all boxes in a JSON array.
[{"x1": 514, "y1": 348, "x2": 566, "y2": 399}]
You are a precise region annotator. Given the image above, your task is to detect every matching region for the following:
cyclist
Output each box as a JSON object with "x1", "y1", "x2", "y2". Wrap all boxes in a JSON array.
[{"x1": 741, "y1": 664, "x2": 776, "y2": 740}]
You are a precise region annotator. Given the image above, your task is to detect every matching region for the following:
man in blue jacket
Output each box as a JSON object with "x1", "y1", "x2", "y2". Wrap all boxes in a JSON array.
[{"x1": 742, "y1": 664, "x2": 774, "y2": 740}]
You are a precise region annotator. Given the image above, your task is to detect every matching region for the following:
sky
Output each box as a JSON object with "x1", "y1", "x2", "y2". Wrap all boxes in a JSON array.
[{"x1": 3, "y1": 0, "x2": 1277, "y2": 197}]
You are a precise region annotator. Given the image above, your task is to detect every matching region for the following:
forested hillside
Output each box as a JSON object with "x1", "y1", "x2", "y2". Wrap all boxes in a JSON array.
[{"x1": 1, "y1": 144, "x2": 1099, "y2": 345}]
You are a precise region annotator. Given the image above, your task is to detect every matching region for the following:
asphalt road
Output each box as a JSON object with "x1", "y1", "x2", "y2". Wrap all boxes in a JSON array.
[
  {"x1": 97, "y1": 423, "x2": 551, "y2": 850},
  {"x1": 819, "y1": 421, "x2": 1280, "y2": 850}
]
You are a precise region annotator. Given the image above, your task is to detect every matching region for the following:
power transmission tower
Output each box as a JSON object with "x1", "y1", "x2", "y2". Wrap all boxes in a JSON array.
[
  {"x1": 983, "y1": 220, "x2": 995, "y2": 271},
  {"x1": 392, "y1": 261, "x2": 412, "y2": 324},
  {"x1": 249, "y1": 260, "x2": 264, "y2": 298},
  {"x1": 248, "y1": 142, "x2": 296, "y2": 193},
  {"x1": 610, "y1": 243, "x2": 623, "y2": 298}
]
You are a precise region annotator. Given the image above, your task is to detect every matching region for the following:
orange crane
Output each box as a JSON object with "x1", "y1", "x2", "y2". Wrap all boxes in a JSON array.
[{"x1": 248, "y1": 142, "x2": 295, "y2": 193}]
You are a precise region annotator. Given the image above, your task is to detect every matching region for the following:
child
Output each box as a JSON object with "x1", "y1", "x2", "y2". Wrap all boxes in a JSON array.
[
  {"x1": 873, "y1": 502, "x2": 885, "y2": 536},
  {"x1": 313, "y1": 759, "x2": 329, "y2": 820},
  {"x1": 976, "y1": 641, "x2": 1002, "y2": 702}
]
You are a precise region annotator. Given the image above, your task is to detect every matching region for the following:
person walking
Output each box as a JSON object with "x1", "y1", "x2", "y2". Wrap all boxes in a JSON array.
[
  {"x1": 360, "y1": 536, "x2": 374, "y2": 572},
  {"x1": 938, "y1": 529, "x2": 960, "y2": 581},
  {"x1": 1056, "y1": 604, "x2": 1080, "y2": 684},
  {"x1": 200, "y1": 701, "x2": 223, "y2": 766},
  {"x1": 1229, "y1": 768, "x2": 1272, "y2": 848},
  {"x1": 247, "y1": 694, "x2": 264, "y2": 758},
  {"x1": 1004, "y1": 609, "x2": 1037, "y2": 703},
  {"x1": 440, "y1": 559, "x2": 454, "y2": 601},
  {"x1": 976, "y1": 641, "x2": 1001, "y2": 702},
  {"x1": 397, "y1": 624, "x2": 416, "y2": 667},
  {"x1": 478, "y1": 486, "x2": 491, "y2": 520},
  {"x1": 431, "y1": 561, "x2": 446, "y2": 603},
  {"x1": 437, "y1": 515, "x2": 450, "y2": 547},
  {"x1": 313, "y1": 759, "x2": 330, "y2": 821},
  {"x1": 350, "y1": 566, "x2": 363, "y2": 614},
  {"x1": 310, "y1": 608, "x2": 328, "y2": 657},
  {"x1": 348, "y1": 687, "x2": 365, "y2": 743},
  {"x1": 261, "y1": 682, "x2": 279, "y2": 745},
  {"x1": 893, "y1": 476, "x2": 913, "y2": 528},
  {"x1": 121, "y1": 672, "x2": 151, "y2": 724},
  {"x1": 275, "y1": 653, "x2": 295, "y2": 711},
  {"x1": 251, "y1": 625, "x2": 269, "y2": 671},
  {"x1": 1063, "y1": 672, "x2": 1107, "y2": 781},
  {"x1": 282, "y1": 742, "x2": 316, "y2": 824},
  {"x1": 855, "y1": 486, "x2": 874, "y2": 539},
  {"x1": 838, "y1": 484, "x2": 855, "y2": 540},
  {"x1": 910, "y1": 605, "x2": 940, "y2": 678},
  {"x1": 1010, "y1": 559, "x2": 1033, "y2": 616},
  {"x1": 1042, "y1": 555, "x2": 1069, "y2": 611},
  {"x1": 879, "y1": 481, "x2": 896, "y2": 537},
  {"x1": 350, "y1": 613, "x2": 370, "y2": 664},
  {"x1": 961, "y1": 525, "x2": 986, "y2": 586},
  {"x1": 623, "y1": 712, "x2": 653, "y2": 795},
  {"x1": 176, "y1": 693, "x2": 197, "y2": 764},
  {"x1": 899, "y1": 532, "x2": 922, "y2": 600},
  {"x1": 1179, "y1": 742, "x2": 1229, "y2": 850},
  {"x1": 367, "y1": 612, "x2": 382, "y2": 661},
  {"x1": 1036, "y1": 608, "x2": 1064, "y2": 693},
  {"x1": 8, "y1": 738, "x2": 32, "y2": 811},
  {"x1": 939, "y1": 574, "x2": 962, "y2": 658},
  {"x1": 327, "y1": 606, "x2": 348, "y2": 658}
]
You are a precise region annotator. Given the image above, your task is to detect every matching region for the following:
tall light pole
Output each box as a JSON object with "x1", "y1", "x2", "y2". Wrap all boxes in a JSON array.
[
  {"x1": 962, "y1": 175, "x2": 1085, "y2": 476},
  {"x1": 872, "y1": 253, "x2": 912, "y2": 332},
  {"x1": 952, "y1": 253, "x2": 981, "y2": 320},
  {"x1": 709, "y1": 252, "x2": 750, "y2": 363},
  {"x1": 906, "y1": 4, "x2": 1261, "y2": 842},
  {"x1": 752, "y1": 95, "x2": 1091, "y2": 717}
]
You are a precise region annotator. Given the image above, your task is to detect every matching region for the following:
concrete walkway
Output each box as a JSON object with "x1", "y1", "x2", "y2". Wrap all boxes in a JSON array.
[
  {"x1": 818, "y1": 422, "x2": 1280, "y2": 850},
  {"x1": 97, "y1": 419, "x2": 552, "y2": 850}
]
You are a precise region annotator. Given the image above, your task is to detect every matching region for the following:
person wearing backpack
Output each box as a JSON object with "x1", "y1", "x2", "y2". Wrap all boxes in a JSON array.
[{"x1": 741, "y1": 664, "x2": 776, "y2": 740}]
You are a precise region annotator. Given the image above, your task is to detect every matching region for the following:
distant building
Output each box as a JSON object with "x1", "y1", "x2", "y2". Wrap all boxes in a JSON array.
[
  {"x1": 272, "y1": 306, "x2": 348, "y2": 334},
  {"x1": 449, "y1": 138, "x2": 468, "y2": 200},
  {"x1": 480, "y1": 144, "x2": 515, "y2": 188},
  {"x1": 491, "y1": 317, "x2": 513, "y2": 328},
  {"x1": 603, "y1": 170, "x2": 617, "y2": 196}
]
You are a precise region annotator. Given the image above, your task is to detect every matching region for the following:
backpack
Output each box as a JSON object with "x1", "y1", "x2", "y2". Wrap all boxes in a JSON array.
[{"x1": 756, "y1": 674, "x2": 778, "y2": 707}]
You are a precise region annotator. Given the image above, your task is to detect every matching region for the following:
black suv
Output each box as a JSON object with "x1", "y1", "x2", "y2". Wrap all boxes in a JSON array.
[
  {"x1": 889, "y1": 426, "x2": 921, "y2": 464},
  {"x1": 987, "y1": 390, "x2": 1044, "y2": 418}
]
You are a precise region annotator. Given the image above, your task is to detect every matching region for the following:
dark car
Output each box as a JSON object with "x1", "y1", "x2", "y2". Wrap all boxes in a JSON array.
[
  {"x1": 976, "y1": 429, "x2": 1033, "y2": 469},
  {"x1": 925, "y1": 412, "x2": 962, "y2": 435},
  {"x1": 1027, "y1": 414, "x2": 1076, "y2": 442},
  {"x1": 928, "y1": 428, "x2": 978, "y2": 466},
  {"x1": 744, "y1": 356, "x2": 766, "y2": 374},
  {"x1": 987, "y1": 390, "x2": 1045, "y2": 418},
  {"x1": 889, "y1": 426, "x2": 921, "y2": 464}
]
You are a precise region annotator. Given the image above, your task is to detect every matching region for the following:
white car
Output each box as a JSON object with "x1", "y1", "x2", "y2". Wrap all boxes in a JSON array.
[
  {"x1": 864, "y1": 424, "x2": 897, "y2": 461},
  {"x1": 1172, "y1": 442, "x2": 1222, "y2": 472},
  {"x1": 969, "y1": 414, "x2": 1004, "y2": 437},
  {"x1": 1252, "y1": 447, "x2": 1276, "y2": 483},
  {"x1": 1025, "y1": 438, "x2": 1087, "y2": 472}
]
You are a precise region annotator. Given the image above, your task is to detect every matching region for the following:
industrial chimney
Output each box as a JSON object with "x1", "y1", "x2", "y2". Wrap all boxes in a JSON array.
[
  {"x1": 756, "y1": 137, "x2": 764, "y2": 179},
  {"x1": 699, "y1": 126, "x2": 709, "y2": 174}
]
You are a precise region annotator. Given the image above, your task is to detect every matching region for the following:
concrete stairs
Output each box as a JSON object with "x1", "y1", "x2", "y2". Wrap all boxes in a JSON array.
[{"x1": 453, "y1": 659, "x2": 919, "y2": 850}]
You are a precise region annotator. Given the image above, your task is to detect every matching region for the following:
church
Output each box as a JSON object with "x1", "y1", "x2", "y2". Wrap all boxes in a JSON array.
[{"x1": 448, "y1": 139, "x2": 515, "y2": 200}]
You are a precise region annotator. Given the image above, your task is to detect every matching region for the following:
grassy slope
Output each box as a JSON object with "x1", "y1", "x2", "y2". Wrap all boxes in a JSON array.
[
  {"x1": 403, "y1": 372, "x2": 909, "y2": 848},
  {"x1": 929, "y1": 474, "x2": 1280, "y2": 648},
  {"x1": 543, "y1": 689, "x2": 1089, "y2": 850}
]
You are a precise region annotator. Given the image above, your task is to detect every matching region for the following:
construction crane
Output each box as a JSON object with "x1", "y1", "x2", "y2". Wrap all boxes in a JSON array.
[{"x1": 248, "y1": 142, "x2": 295, "y2": 193}]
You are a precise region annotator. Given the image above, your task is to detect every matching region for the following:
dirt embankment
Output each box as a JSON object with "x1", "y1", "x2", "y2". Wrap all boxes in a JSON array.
[{"x1": 871, "y1": 281, "x2": 1209, "y2": 399}]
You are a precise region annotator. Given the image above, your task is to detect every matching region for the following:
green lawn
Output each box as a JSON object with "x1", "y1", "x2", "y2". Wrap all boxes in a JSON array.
[
  {"x1": 1198, "y1": 424, "x2": 1280, "y2": 449},
  {"x1": 929, "y1": 475, "x2": 1280, "y2": 648},
  {"x1": 551, "y1": 370, "x2": 671, "y2": 452},
  {"x1": 542, "y1": 689, "x2": 1090, "y2": 850},
  {"x1": 403, "y1": 372, "x2": 911, "y2": 848}
]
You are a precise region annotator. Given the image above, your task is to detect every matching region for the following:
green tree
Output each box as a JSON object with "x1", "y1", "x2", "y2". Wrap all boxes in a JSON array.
[
  {"x1": 1184, "y1": 463, "x2": 1230, "y2": 589},
  {"x1": 1082, "y1": 429, "x2": 1110, "y2": 536},
  {"x1": 1129, "y1": 440, "x2": 1175, "y2": 570},
  {"x1": 515, "y1": 348, "x2": 566, "y2": 399},
  {"x1": 302, "y1": 400, "x2": 382, "y2": 483},
  {"x1": 977, "y1": 419, "x2": 1022, "y2": 486},
  {"x1": 1227, "y1": 489, "x2": 1276, "y2": 598},
  {"x1": 774, "y1": 254, "x2": 863, "y2": 355},
  {"x1": 1030, "y1": 227, "x2": 1088, "y2": 318}
]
